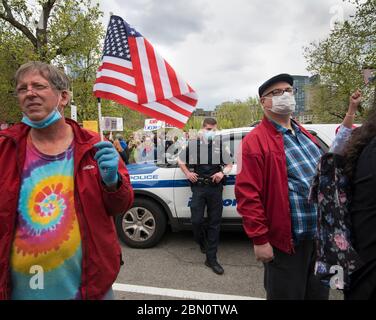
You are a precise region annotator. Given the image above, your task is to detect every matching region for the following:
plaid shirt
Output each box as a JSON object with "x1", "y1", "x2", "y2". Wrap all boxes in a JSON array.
[{"x1": 271, "y1": 120, "x2": 323, "y2": 243}]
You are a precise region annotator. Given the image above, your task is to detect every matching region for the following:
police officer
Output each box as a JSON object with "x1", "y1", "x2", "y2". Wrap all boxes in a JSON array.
[{"x1": 178, "y1": 118, "x2": 233, "y2": 275}]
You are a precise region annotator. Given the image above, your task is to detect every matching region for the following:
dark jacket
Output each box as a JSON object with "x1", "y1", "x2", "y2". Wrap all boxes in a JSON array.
[{"x1": 346, "y1": 137, "x2": 376, "y2": 299}]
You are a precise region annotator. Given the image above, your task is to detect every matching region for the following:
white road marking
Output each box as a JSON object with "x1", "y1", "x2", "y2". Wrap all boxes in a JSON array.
[{"x1": 112, "y1": 283, "x2": 264, "y2": 300}]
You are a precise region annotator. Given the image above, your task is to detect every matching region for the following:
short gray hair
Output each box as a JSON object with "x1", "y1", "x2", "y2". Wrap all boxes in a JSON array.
[{"x1": 15, "y1": 61, "x2": 70, "y2": 92}]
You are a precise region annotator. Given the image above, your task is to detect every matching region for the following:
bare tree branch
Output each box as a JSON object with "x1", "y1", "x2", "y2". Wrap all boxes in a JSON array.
[
  {"x1": 326, "y1": 59, "x2": 344, "y2": 66},
  {"x1": 328, "y1": 111, "x2": 345, "y2": 120},
  {"x1": 1, "y1": 0, "x2": 12, "y2": 17},
  {"x1": 0, "y1": 0, "x2": 37, "y2": 48},
  {"x1": 35, "y1": 0, "x2": 58, "y2": 59},
  {"x1": 42, "y1": 0, "x2": 57, "y2": 29}
]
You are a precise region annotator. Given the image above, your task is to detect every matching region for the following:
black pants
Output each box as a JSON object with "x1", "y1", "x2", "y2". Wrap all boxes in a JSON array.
[
  {"x1": 190, "y1": 184, "x2": 223, "y2": 262},
  {"x1": 263, "y1": 240, "x2": 329, "y2": 300}
]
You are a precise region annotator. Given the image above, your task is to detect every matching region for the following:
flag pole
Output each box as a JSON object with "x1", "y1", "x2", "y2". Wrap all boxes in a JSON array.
[
  {"x1": 97, "y1": 97, "x2": 104, "y2": 141},
  {"x1": 97, "y1": 12, "x2": 114, "y2": 142}
]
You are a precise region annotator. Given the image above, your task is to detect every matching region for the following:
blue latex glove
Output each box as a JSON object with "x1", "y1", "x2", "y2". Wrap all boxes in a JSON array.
[{"x1": 94, "y1": 141, "x2": 119, "y2": 187}]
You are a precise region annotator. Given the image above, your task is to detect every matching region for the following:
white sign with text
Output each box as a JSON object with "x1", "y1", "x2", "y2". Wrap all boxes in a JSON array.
[{"x1": 102, "y1": 117, "x2": 124, "y2": 132}]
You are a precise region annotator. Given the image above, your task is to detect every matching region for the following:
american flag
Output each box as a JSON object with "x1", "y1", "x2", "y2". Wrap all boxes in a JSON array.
[{"x1": 94, "y1": 15, "x2": 198, "y2": 128}]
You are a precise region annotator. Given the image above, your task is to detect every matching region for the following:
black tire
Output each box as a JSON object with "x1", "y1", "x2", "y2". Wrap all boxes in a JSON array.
[{"x1": 115, "y1": 197, "x2": 167, "y2": 248}]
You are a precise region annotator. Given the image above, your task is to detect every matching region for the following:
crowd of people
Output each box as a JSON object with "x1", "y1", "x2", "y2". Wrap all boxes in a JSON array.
[
  {"x1": 1, "y1": 62, "x2": 376, "y2": 300},
  {"x1": 105, "y1": 129, "x2": 191, "y2": 165}
]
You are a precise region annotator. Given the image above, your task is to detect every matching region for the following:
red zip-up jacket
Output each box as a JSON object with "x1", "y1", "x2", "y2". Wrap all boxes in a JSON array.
[
  {"x1": 0, "y1": 119, "x2": 134, "y2": 300},
  {"x1": 235, "y1": 117, "x2": 320, "y2": 254}
]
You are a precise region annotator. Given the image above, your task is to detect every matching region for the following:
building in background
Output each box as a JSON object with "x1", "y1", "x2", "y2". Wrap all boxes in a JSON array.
[
  {"x1": 292, "y1": 75, "x2": 318, "y2": 123},
  {"x1": 292, "y1": 75, "x2": 310, "y2": 115},
  {"x1": 191, "y1": 108, "x2": 216, "y2": 119}
]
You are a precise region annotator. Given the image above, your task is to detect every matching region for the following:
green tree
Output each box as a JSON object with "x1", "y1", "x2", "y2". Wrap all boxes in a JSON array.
[
  {"x1": 0, "y1": 0, "x2": 105, "y2": 123},
  {"x1": 184, "y1": 116, "x2": 204, "y2": 131},
  {"x1": 305, "y1": 83, "x2": 354, "y2": 123},
  {"x1": 215, "y1": 97, "x2": 263, "y2": 129},
  {"x1": 0, "y1": 19, "x2": 38, "y2": 123},
  {"x1": 0, "y1": 0, "x2": 104, "y2": 62},
  {"x1": 304, "y1": 0, "x2": 376, "y2": 122}
]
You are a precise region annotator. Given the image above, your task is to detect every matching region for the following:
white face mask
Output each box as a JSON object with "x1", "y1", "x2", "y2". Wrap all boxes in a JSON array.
[
  {"x1": 204, "y1": 130, "x2": 215, "y2": 141},
  {"x1": 270, "y1": 92, "x2": 296, "y2": 115}
]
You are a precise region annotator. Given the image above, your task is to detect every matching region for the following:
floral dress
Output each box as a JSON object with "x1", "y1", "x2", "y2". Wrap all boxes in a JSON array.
[{"x1": 310, "y1": 152, "x2": 364, "y2": 289}]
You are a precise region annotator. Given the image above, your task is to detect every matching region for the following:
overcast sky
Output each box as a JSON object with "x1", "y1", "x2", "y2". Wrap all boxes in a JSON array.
[{"x1": 97, "y1": 0, "x2": 357, "y2": 110}]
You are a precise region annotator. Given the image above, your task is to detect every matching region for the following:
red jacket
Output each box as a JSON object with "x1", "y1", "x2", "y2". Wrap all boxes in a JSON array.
[
  {"x1": 0, "y1": 119, "x2": 134, "y2": 300},
  {"x1": 234, "y1": 117, "x2": 320, "y2": 254}
]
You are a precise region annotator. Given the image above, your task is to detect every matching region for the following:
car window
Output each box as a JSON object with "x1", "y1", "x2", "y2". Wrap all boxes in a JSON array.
[{"x1": 156, "y1": 139, "x2": 186, "y2": 168}]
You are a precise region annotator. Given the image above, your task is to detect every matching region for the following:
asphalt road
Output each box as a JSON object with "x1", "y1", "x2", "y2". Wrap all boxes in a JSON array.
[{"x1": 113, "y1": 229, "x2": 343, "y2": 300}]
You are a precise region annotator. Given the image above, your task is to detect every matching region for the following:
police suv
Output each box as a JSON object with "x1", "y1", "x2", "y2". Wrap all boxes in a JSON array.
[{"x1": 115, "y1": 124, "x2": 338, "y2": 248}]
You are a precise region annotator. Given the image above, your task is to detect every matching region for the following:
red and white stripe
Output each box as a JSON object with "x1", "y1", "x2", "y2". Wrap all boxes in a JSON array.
[{"x1": 94, "y1": 37, "x2": 198, "y2": 128}]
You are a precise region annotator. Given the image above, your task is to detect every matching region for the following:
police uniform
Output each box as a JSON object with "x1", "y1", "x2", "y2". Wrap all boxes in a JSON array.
[{"x1": 180, "y1": 136, "x2": 232, "y2": 265}]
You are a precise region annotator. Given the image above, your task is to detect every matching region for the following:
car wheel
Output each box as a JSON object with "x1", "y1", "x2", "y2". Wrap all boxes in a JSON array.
[{"x1": 116, "y1": 198, "x2": 167, "y2": 248}]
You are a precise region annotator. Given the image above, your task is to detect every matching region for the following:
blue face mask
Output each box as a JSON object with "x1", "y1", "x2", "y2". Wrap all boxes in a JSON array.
[
  {"x1": 21, "y1": 97, "x2": 62, "y2": 129},
  {"x1": 22, "y1": 108, "x2": 62, "y2": 129},
  {"x1": 204, "y1": 130, "x2": 215, "y2": 141}
]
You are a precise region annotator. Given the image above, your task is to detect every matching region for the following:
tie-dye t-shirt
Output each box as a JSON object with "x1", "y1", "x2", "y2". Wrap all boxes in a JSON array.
[{"x1": 10, "y1": 138, "x2": 82, "y2": 300}]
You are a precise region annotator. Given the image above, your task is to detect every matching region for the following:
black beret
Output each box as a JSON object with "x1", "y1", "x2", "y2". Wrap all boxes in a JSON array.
[{"x1": 258, "y1": 73, "x2": 294, "y2": 97}]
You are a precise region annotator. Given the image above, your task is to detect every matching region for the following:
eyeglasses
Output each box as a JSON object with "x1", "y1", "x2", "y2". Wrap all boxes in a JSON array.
[
  {"x1": 263, "y1": 87, "x2": 297, "y2": 97},
  {"x1": 15, "y1": 84, "x2": 51, "y2": 96}
]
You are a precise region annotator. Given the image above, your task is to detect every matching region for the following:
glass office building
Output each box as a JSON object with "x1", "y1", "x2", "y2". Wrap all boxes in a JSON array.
[{"x1": 292, "y1": 75, "x2": 311, "y2": 116}]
